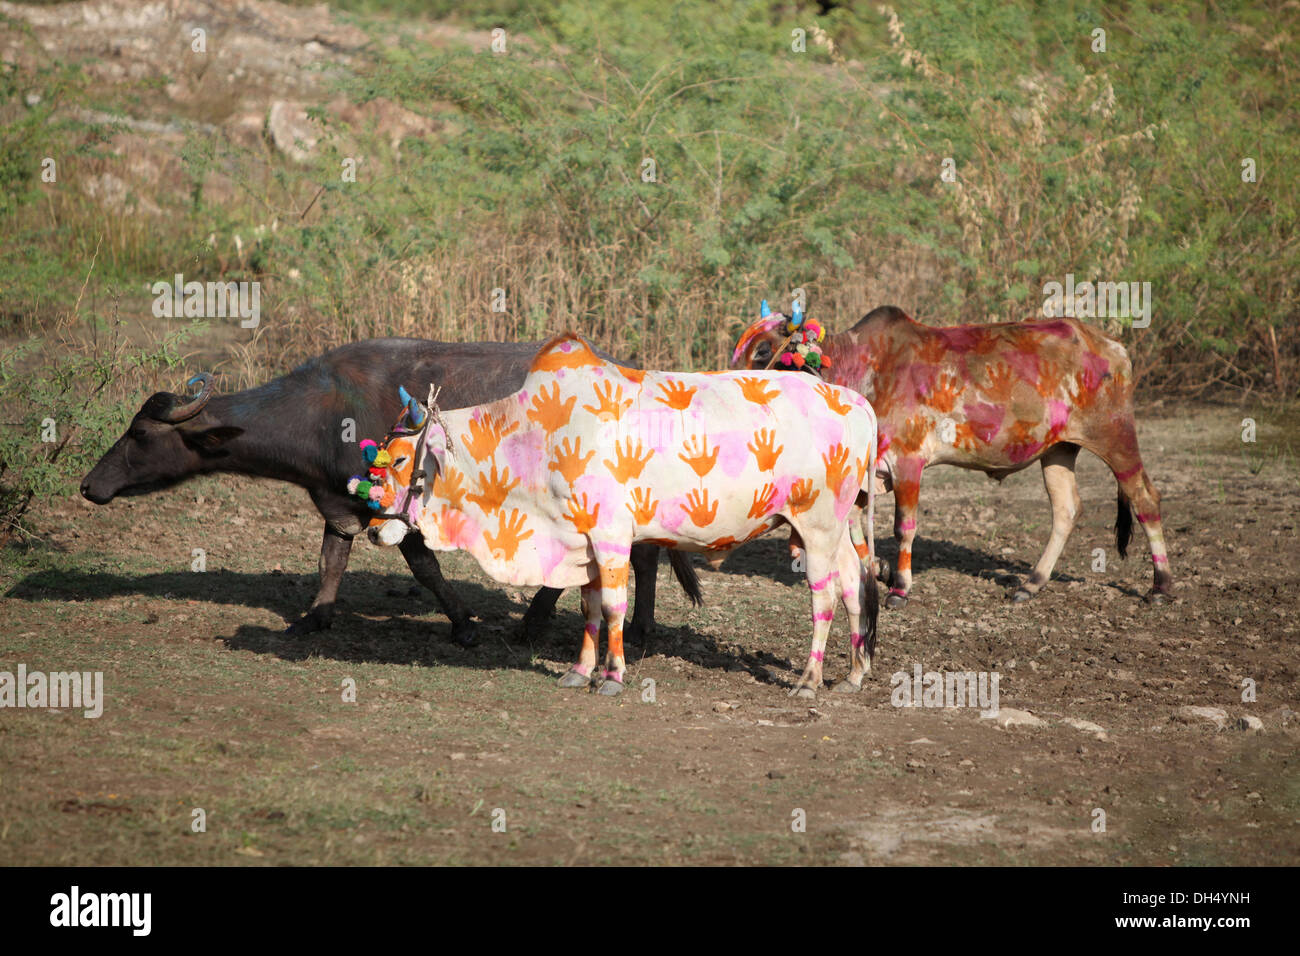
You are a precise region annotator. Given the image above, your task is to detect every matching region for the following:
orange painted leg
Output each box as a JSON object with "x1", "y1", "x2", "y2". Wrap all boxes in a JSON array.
[
  {"x1": 596, "y1": 559, "x2": 630, "y2": 696},
  {"x1": 557, "y1": 581, "x2": 602, "y2": 689},
  {"x1": 888, "y1": 456, "x2": 924, "y2": 608}
]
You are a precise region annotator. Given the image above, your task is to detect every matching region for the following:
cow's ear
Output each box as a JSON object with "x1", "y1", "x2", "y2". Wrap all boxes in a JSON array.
[
  {"x1": 181, "y1": 424, "x2": 244, "y2": 450},
  {"x1": 426, "y1": 425, "x2": 448, "y2": 478}
]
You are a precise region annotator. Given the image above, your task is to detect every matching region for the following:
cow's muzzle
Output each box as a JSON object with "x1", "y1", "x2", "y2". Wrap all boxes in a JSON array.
[{"x1": 368, "y1": 519, "x2": 410, "y2": 547}]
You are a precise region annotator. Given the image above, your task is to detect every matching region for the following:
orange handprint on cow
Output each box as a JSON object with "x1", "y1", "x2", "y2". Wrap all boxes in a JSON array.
[
  {"x1": 484, "y1": 508, "x2": 533, "y2": 561},
  {"x1": 747, "y1": 428, "x2": 783, "y2": 472},
  {"x1": 822, "y1": 444, "x2": 852, "y2": 496},
  {"x1": 917, "y1": 336, "x2": 948, "y2": 364},
  {"x1": 604, "y1": 437, "x2": 654, "y2": 483},
  {"x1": 788, "y1": 477, "x2": 820, "y2": 515},
  {"x1": 563, "y1": 493, "x2": 601, "y2": 535},
  {"x1": 461, "y1": 412, "x2": 519, "y2": 462},
  {"x1": 656, "y1": 379, "x2": 697, "y2": 411},
  {"x1": 953, "y1": 421, "x2": 982, "y2": 453},
  {"x1": 899, "y1": 414, "x2": 929, "y2": 453},
  {"x1": 431, "y1": 465, "x2": 468, "y2": 510},
  {"x1": 527, "y1": 382, "x2": 577, "y2": 435},
  {"x1": 928, "y1": 372, "x2": 961, "y2": 413},
  {"x1": 583, "y1": 380, "x2": 633, "y2": 421},
  {"x1": 466, "y1": 461, "x2": 519, "y2": 514},
  {"x1": 736, "y1": 376, "x2": 778, "y2": 406},
  {"x1": 748, "y1": 482, "x2": 777, "y2": 519},
  {"x1": 681, "y1": 488, "x2": 718, "y2": 527},
  {"x1": 549, "y1": 436, "x2": 595, "y2": 486},
  {"x1": 626, "y1": 487, "x2": 659, "y2": 525},
  {"x1": 1035, "y1": 359, "x2": 1064, "y2": 399},
  {"x1": 679, "y1": 435, "x2": 719, "y2": 479},
  {"x1": 816, "y1": 383, "x2": 854, "y2": 416},
  {"x1": 983, "y1": 362, "x2": 1017, "y2": 403}
]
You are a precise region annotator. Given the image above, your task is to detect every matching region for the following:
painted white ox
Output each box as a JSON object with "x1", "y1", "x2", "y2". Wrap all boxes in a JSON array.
[{"x1": 366, "y1": 332, "x2": 881, "y2": 698}]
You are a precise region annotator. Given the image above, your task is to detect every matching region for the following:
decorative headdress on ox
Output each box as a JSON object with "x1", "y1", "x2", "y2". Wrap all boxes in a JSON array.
[
  {"x1": 346, "y1": 385, "x2": 428, "y2": 512},
  {"x1": 732, "y1": 299, "x2": 831, "y2": 372}
]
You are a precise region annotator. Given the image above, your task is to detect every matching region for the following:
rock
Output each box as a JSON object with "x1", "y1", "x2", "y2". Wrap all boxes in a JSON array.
[
  {"x1": 982, "y1": 707, "x2": 1046, "y2": 728},
  {"x1": 712, "y1": 700, "x2": 739, "y2": 713},
  {"x1": 1237, "y1": 715, "x2": 1264, "y2": 733},
  {"x1": 1062, "y1": 718, "x2": 1106, "y2": 734},
  {"x1": 1172, "y1": 706, "x2": 1229, "y2": 730},
  {"x1": 267, "y1": 100, "x2": 319, "y2": 162}
]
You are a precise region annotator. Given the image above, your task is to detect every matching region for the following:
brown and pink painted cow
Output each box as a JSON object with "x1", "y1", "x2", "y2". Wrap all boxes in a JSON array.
[
  {"x1": 733, "y1": 305, "x2": 1171, "y2": 607},
  {"x1": 363, "y1": 332, "x2": 881, "y2": 698}
]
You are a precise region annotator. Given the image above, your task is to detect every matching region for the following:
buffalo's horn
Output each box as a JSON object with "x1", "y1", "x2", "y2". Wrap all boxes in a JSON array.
[
  {"x1": 760, "y1": 299, "x2": 771, "y2": 318},
  {"x1": 159, "y1": 373, "x2": 214, "y2": 423}
]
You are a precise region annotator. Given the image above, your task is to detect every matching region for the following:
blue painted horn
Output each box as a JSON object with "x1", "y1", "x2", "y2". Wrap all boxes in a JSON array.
[{"x1": 760, "y1": 299, "x2": 771, "y2": 318}]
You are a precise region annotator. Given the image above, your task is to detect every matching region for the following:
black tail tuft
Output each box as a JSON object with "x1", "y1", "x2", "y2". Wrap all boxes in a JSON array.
[
  {"x1": 1115, "y1": 487, "x2": 1133, "y2": 560},
  {"x1": 863, "y1": 558, "x2": 879, "y2": 659},
  {"x1": 667, "y1": 549, "x2": 704, "y2": 607}
]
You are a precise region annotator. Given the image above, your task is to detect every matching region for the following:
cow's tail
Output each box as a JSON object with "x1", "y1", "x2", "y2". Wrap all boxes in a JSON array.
[
  {"x1": 850, "y1": 420, "x2": 880, "y2": 659},
  {"x1": 667, "y1": 548, "x2": 703, "y2": 607},
  {"x1": 1115, "y1": 486, "x2": 1133, "y2": 560}
]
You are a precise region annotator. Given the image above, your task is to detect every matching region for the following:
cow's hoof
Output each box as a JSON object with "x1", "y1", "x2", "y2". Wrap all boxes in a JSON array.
[
  {"x1": 831, "y1": 679, "x2": 862, "y2": 694},
  {"x1": 557, "y1": 669, "x2": 592, "y2": 689},
  {"x1": 1010, "y1": 588, "x2": 1034, "y2": 603},
  {"x1": 285, "y1": 610, "x2": 331, "y2": 635},
  {"x1": 449, "y1": 619, "x2": 478, "y2": 648},
  {"x1": 596, "y1": 678, "x2": 624, "y2": 697},
  {"x1": 885, "y1": 593, "x2": 908, "y2": 610},
  {"x1": 1144, "y1": 590, "x2": 1169, "y2": 606},
  {"x1": 788, "y1": 686, "x2": 817, "y2": 699}
]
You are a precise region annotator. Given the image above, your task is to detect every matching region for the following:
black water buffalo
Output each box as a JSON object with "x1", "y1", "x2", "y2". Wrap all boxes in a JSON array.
[{"x1": 80, "y1": 338, "x2": 701, "y2": 645}]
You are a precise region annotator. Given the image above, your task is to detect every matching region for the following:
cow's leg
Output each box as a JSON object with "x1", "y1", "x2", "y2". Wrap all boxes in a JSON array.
[
  {"x1": 831, "y1": 532, "x2": 870, "y2": 693},
  {"x1": 519, "y1": 587, "x2": 563, "y2": 642},
  {"x1": 887, "y1": 456, "x2": 925, "y2": 608},
  {"x1": 1013, "y1": 443, "x2": 1082, "y2": 602},
  {"x1": 288, "y1": 524, "x2": 353, "y2": 634},
  {"x1": 623, "y1": 542, "x2": 658, "y2": 647},
  {"x1": 1084, "y1": 419, "x2": 1173, "y2": 603},
  {"x1": 397, "y1": 533, "x2": 478, "y2": 647},
  {"x1": 791, "y1": 546, "x2": 838, "y2": 699},
  {"x1": 1103, "y1": 449, "x2": 1172, "y2": 604},
  {"x1": 595, "y1": 560, "x2": 631, "y2": 697},
  {"x1": 558, "y1": 581, "x2": 601, "y2": 689}
]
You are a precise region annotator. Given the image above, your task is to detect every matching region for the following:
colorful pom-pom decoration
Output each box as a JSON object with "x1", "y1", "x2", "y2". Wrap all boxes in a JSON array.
[
  {"x1": 369, "y1": 485, "x2": 384, "y2": 502},
  {"x1": 363, "y1": 445, "x2": 378, "y2": 464},
  {"x1": 373, "y1": 449, "x2": 391, "y2": 468},
  {"x1": 346, "y1": 477, "x2": 360, "y2": 495},
  {"x1": 367, "y1": 499, "x2": 381, "y2": 511},
  {"x1": 359, "y1": 440, "x2": 377, "y2": 451}
]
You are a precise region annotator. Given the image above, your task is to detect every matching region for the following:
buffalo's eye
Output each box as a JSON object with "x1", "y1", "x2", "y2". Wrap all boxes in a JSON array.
[{"x1": 393, "y1": 456, "x2": 408, "y2": 469}]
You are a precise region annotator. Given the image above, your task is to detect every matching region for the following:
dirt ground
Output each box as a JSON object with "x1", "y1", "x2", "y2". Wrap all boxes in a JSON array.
[{"x1": 1, "y1": 402, "x2": 1297, "y2": 865}]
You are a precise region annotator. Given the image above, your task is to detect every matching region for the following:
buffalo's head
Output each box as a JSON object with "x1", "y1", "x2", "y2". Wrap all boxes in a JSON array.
[{"x1": 80, "y1": 374, "x2": 243, "y2": 504}]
